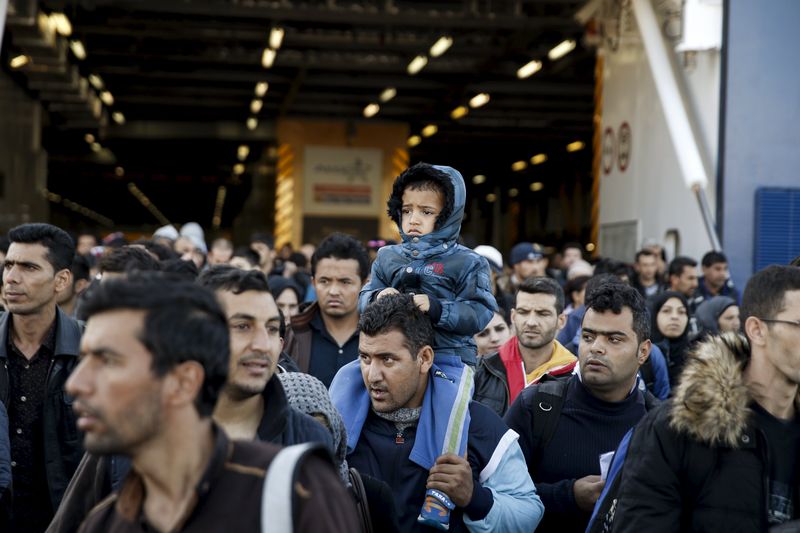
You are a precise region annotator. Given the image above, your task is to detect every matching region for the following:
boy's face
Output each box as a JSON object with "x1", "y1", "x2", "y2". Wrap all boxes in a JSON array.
[{"x1": 401, "y1": 187, "x2": 443, "y2": 237}]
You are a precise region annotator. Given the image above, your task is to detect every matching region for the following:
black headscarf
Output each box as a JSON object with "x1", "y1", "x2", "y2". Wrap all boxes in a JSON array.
[{"x1": 649, "y1": 291, "x2": 691, "y2": 386}]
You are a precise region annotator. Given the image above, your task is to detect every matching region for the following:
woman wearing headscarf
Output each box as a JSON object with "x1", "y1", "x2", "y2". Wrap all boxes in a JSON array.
[{"x1": 649, "y1": 291, "x2": 692, "y2": 387}]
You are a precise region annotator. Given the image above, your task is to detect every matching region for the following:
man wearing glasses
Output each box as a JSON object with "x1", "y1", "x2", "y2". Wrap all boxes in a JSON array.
[{"x1": 608, "y1": 264, "x2": 800, "y2": 531}]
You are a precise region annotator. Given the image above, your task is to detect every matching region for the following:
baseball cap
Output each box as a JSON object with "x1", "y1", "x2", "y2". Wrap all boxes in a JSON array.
[
  {"x1": 474, "y1": 245, "x2": 504, "y2": 273},
  {"x1": 510, "y1": 242, "x2": 545, "y2": 266}
]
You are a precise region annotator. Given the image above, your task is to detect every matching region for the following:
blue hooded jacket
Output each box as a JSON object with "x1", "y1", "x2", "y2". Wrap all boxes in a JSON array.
[{"x1": 359, "y1": 164, "x2": 497, "y2": 364}]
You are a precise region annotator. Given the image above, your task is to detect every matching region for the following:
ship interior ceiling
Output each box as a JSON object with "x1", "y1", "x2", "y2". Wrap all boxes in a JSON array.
[{"x1": 3, "y1": 0, "x2": 596, "y2": 242}]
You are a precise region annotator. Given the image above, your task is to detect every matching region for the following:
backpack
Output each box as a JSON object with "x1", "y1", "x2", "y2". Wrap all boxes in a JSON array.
[{"x1": 261, "y1": 443, "x2": 373, "y2": 533}]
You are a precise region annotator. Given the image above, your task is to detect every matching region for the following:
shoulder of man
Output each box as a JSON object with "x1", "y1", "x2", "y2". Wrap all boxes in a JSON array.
[{"x1": 290, "y1": 301, "x2": 319, "y2": 331}]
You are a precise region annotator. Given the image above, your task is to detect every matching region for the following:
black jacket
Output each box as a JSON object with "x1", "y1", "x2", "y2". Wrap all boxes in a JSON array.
[
  {"x1": 0, "y1": 308, "x2": 84, "y2": 511},
  {"x1": 472, "y1": 352, "x2": 509, "y2": 417},
  {"x1": 612, "y1": 333, "x2": 794, "y2": 532}
]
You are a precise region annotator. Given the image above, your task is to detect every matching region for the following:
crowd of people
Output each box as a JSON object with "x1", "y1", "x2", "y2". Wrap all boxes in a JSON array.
[{"x1": 0, "y1": 162, "x2": 797, "y2": 532}]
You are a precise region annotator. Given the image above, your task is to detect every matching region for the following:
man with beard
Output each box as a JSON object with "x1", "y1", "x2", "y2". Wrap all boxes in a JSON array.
[
  {"x1": 504, "y1": 281, "x2": 655, "y2": 532},
  {"x1": 285, "y1": 233, "x2": 370, "y2": 387},
  {"x1": 65, "y1": 275, "x2": 357, "y2": 532},
  {"x1": 474, "y1": 277, "x2": 577, "y2": 417}
]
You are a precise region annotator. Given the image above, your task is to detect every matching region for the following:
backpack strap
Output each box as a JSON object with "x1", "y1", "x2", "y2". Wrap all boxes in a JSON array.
[
  {"x1": 348, "y1": 468, "x2": 374, "y2": 533},
  {"x1": 529, "y1": 378, "x2": 569, "y2": 470},
  {"x1": 261, "y1": 442, "x2": 325, "y2": 533}
]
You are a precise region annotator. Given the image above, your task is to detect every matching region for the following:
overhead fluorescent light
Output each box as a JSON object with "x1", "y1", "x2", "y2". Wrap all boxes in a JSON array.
[
  {"x1": 472, "y1": 175, "x2": 486, "y2": 185},
  {"x1": 88, "y1": 74, "x2": 104, "y2": 90},
  {"x1": 530, "y1": 181, "x2": 544, "y2": 192},
  {"x1": 269, "y1": 27, "x2": 285, "y2": 50},
  {"x1": 363, "y1": 103, "x2": 380, "y2": 118},
  {"x1": 517, "y1": 59, "x2": 542, "y2": 79},
  {"x1": 407, "y1": 135, "x2": 422, "y2": 147},
  {"x1": 511, "y1": 160, "x2": 528, "y2": 172},
  {"x1": 237, "y1": 145, "x2": 250, "y2": 161},
  {"x1": 111, "y1": 111, "x2": 126, "y2": 125},
  {"x1": 407, "y1": 55, "x2": 428, "y2": 75},
  {"x1": 469, "y1": 93, "x2": 490, "y2": 109},
  {"x1": 255, "y1": 82, "x2": 269, "y2": 97},
  {"x1": 548, "y1": 39, "x2": 577, "y2": 61},
  {"x1": 250, "y1": 99, "x2": 263, "y2": 114},
  {"x1": 566, "y1": 140, "x2": 585, "y2": 152},
  {"x1": 50, "y1": 13, "x2": 73, "y2": 37},
  {"x1": 9, "y1": 55, "x2": 30, "y2": 69},
  {"x1": 261, "y1": 48, "x2": 277, "y2": 68},
  {"x1": 99, "y1": 91, "x2": 114, "y2": 106},
  {"x1": 421, "y1": 124, "x2": 438, "y2": 137},
  {"x1": 531, "y1": 153, "x2": 548, "y2": 165},
  {"x1": 233, "y1": 163, "x2": 245, "y2": 175},
  {"x1": 450, "y1": 106, "x2": 469, "y2": 120},
  {"x1": 246, "y1": 117, "x2": 258, "y2": 130},
  {"x1": 69, "y1": 40, "x2": 86, "y2": 60},
  {"x1": 429, "y1": 36, "x2": 453, "y2": 58},
  {"x1": 379, "y1": 87, "x2": 396, "y2": 103}
]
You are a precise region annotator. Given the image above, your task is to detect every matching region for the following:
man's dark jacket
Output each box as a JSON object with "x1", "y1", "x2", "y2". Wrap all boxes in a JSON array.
[
  {"x1": 612, "y1": 333, "x2": 793, "y2": 532},
  {"x1": 46, "y1": 375, "x2": 332, "y2": 533},
  {"x1": 473, "y1": 352, "x2": 510, "y2": 417},
  {"x1": 0, "y1": 307, "x2": 84, "y2": 511}
]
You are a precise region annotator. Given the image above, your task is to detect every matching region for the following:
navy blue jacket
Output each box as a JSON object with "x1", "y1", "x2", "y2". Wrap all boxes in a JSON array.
[{"x1": 360, "y1": 165, "x2": 496, "y2": 364}]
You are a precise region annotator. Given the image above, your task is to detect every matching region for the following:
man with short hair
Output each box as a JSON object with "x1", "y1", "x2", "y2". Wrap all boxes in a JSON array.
[
  {"x1": 695, "y1": 250, "x2": 740, "y2": 305},
  {"x1": 667, "y1": 256, "x2": 699, "y2": 300},
  {"x1": 207, "y1": 238, "x2": 234, "y2": 266},
  {"x1": 250, "y1": 232, "x2": 276, "y2": 275},
  {"x1": 612, "y1": 265, "x2": 800, "y2": 530},
  {"x1": 57, "y1": 255, "x2": 92, "y2": 317},
  {"x1": 75, "y1": 232, "x2": 97, "y2": 257},
  {"x1": 344, "y1": 294, "x2": 544, "y2": 532},
  {"x1": 474, "y1": 277, "x2": 577, "y2": 417},
  {"x1": 66, "y1": 275, "x2": 358, "y2": 532},
  {"x1": 98, "y1": 246, "x2": 161, "y2": 281},
  {"x1": 285, "y1": 233, "x2": 370, "y2": 387},
  {"x1": 1, "y1": 223, "x2": 84, "y2": 532},
  {"x1": 633, "y1": 249, "x2": 664, "y2": 298},
  {"x1": 562, "y1": 243, "x2": 583, "y2": 273},
  {"x1": 504, "y1": 281, "x2": 655, "y2": 532}
]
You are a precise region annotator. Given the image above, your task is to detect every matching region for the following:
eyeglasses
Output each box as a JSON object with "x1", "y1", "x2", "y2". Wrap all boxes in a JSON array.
[{"x1": 758, "y1": 318, "x2": 800, "y2": 329}]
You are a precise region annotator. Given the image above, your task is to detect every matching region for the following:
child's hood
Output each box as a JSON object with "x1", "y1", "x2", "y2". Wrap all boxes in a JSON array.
[{"x1": 389, "y1": 164, "x2": 466, "y2": 245}]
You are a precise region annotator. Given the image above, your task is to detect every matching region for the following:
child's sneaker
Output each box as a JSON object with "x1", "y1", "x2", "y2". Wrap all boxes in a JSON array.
[{"x1": 417, "y1": 488, "x2": 455, "y2": 530}]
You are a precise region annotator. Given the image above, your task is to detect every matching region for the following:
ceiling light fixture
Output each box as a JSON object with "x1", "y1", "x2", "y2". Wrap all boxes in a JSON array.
[
  {"x1": 469, "y1": 93, "x2": 490, "y2": 109},
  {"x1": 261, "y1": 48, "x2": 277, "y2": 68},
  {"x1": 509, "y1": 188, "x2": 519, "y2": 197},
  {"x1": 84, "y1": 133, "x2": 95, "y2": 144},
  {"x1": 115, "y1": 167, "x2": 125, "y2": 177},
  {"x1": 517, "y1": 59, "x2": 542, "y2": 79},
  {"x1": 69, "y1": 40, "x2": 86, "y2": 60},
  {"x1": 237, "y1": 145, "x2": 250, "y2": 161},
  {"x1": 50, "y1": 13, "x2": 73, "y2": 37},
  {"x1": 363, "y1": 103, "x2": 380, "y2": 118},
  {"x1": 450, "y1": 106, "x2": 469, "y2": 120},
  {"x1": 429, "y1": 36, "x2": 453, "y2": 57},
  {"x1": 421, "y1": 124, "x2": 438, "y2": 137},
  {"x1": 379, "y1": 87, "x2": 396, "y2": 103},
  {"x1": 269, "y1": 27, "x2": 285, "y2": 50},
  {"x1": 255, "y1": 82, "x2": 269, "y2": 97},
  {"x1": 233, "y1": 163, "x2": 245, "y2": 175},
  {"x1": 511, "y1": 160, "x2": 528, "y2": 172},
  {"x1": 407, "y1": 55, "x2": 428, "y2": 75},
  {"x1": 566, "y1": 140, "x2": 585, "y2": 152},
  {"x1": 548, "y1": 39, "x2": 577, "y2": 61},
  {"x1": 88, "y1": 74, "x2": 104, "y2": 90},
  {"x1": 90, "y1": 142, "x2": 101, "y2": 153},
  {"x1": 486, "y1": 193, "x2": 497, "y2": 203},
  {"x1": 250, "y1": 99, "x2": 263, "y2": 114},
  {"x1": 111, "y1": 111, "x2": 126, "y2": 125},
  {"x1": 531, "y1": 153, "x2": 548, "y2": 165},
  {"x1": 99, "y1": 91, "x2": 114, "y2": 106},
  {"x1": 246, "y1": 117, "x2": 258, "y2": 130},
  {"x1": 472, "y1": 175, "x2": 486, "y2": 185},
  {"x1": 530, "y1": 181, "x2": 544, "y2": 192},
  {"x1": 9, "y1": 55, "x2": 30, "y2": 69},
  {"x1": 407, "y1": 135, "x2": 422, "y2": 147}
]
